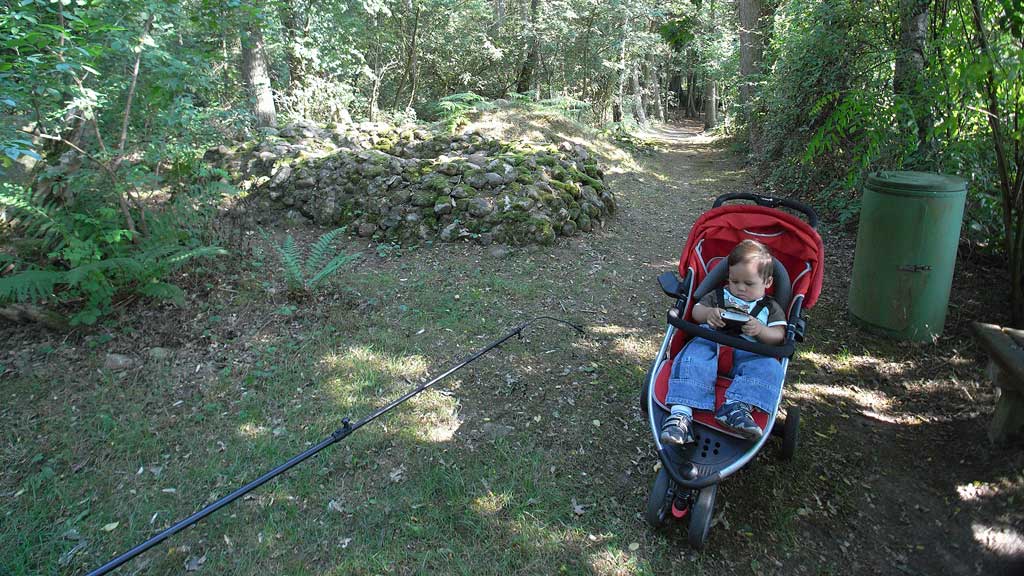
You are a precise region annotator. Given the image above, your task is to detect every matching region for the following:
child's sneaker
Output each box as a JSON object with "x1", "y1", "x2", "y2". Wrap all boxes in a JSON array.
[
  {"x1": 660, "y1": 412, "x2": 695, "y2": 447},
  {"x1": 714, "y1": 401, "x2": 763, "y2": 440}
]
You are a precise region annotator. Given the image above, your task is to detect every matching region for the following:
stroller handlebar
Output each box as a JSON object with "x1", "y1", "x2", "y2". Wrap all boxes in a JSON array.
[
  {"x1": 667, "y1": 308, "x2": 796, "y2": 359},
  {"x1": 712, "y1": 193, "x2": 819, "y2": 228}
]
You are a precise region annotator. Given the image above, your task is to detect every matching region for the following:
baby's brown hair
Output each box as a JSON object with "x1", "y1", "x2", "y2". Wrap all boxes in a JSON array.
[{"x1": 727, "y1": 239, "x2": 774, "y2": 282}]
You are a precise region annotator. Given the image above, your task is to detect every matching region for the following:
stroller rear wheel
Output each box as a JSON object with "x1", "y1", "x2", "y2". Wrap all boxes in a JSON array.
[
  {"x1": 645, "y1": 467, "x2": 674, "y2": 528},
  {"x1": 687, "y1": 483, "x2": 717, "y2": 549}
]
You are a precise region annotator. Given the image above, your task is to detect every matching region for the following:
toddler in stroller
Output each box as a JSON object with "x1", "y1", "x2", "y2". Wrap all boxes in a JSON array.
[
  {"x1": 641, "y1": 193, "x2": 824, "y2": 549},
  {"x1": 661, "y1": 239, "x2": 788, "y2": 446}
]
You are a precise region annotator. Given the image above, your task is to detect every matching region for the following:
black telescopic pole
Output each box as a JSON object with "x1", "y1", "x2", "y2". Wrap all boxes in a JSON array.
[{"x1": 86, "y1": 317, "x2": 582, "y2": 576}]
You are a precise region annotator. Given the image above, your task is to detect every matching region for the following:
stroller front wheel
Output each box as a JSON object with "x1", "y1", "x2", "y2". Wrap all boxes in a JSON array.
[
  {"x1": 687, "y1": 483, "x2": 717, "y2": 549},
  {"x1": 639, "y1": 363, "x2": 655, "y2": 415},
  {"x1": 645, "y1": 467, "x2": 674, "y2": 528}
]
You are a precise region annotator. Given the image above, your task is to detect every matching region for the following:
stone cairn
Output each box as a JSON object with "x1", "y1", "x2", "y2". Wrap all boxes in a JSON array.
[{"x1": 207, "y1": 119, "x2": 615, "y2": 245}]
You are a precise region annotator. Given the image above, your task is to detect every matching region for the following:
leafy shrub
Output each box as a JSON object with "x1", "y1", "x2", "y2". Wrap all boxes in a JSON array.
[
  {"x1": 434, "y1": 92, "x2": 495, "y2": 132},
  {"x1": 0, "y1": 182, "x2": 226, "y2": 325}
]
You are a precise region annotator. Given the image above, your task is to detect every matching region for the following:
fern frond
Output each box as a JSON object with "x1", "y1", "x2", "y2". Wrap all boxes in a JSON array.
[
  {"x1": 137, "y1": 281, "x2": 186, "y2": 305},
  {"x1": 0, "y1": 185, "x2": 68, "y2": 252},
  {"x1": 305, "y1": 227, "x2": 346, "y2": 277},
  {"x1": 274, "y1": 235, "x2": 305, "y2": 289},
  {"x1": 0, "y1": 269, "x2": 63, "y2": 303},
  {"x1": 307, "y1": 252, "x2": 360, "y2": 289},
  {"x1": 63, "y1": 257, "x2": 145, "y2": 286}
]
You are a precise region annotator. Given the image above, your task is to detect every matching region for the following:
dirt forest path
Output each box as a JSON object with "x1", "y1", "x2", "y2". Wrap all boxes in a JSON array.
[{"x1": 583, "y1": 119, "x2": 1023, "y2": 575}]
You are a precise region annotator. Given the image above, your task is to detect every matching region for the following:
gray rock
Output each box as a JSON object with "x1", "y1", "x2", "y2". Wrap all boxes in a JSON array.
[
  {"x1": 295, "y1": 177, "x2": 316, "y2": 188},
  {"x1": 104, "y1": 354, "x2": 134, "y2": 371},
  {"x1": 468, "y1": 197, "x2": 495, "y2": 218},
  {"x1": 411, "y1": 190, "x2": 435, "y2": 207},
  {"x1": 561, "y1": 221, "x2": 577, "y2": 236},
  {"x1": 467, "y1": 153, "x2": 488, "y2": 167},
  {"x1": 358, "y1": 222, "x2": 377, "y2": 237},
  {"x1": 478, "y1": 422, "x2": 514, "y2": 440},
  {"x1": 483, "y1": 172, "x2": 504, "y2": 187},
  {"x1": 440, "y1": 222, "x2": 460, "y2": 241},
  {"x1": 434, "y1": 199, "x2": 453, "y2": 215},
  {"x1": 465, "y1": 171, "x2": 489, "y2": 188}
]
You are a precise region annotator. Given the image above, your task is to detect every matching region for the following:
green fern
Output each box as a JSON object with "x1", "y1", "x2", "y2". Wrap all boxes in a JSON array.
[
  {"x1": 0, "y1": 269, "x2": 64, "y2": 302},
  {"x1": 0, "y1": 244, "x2": 226, "y2": 324},
  {"x1": 267, "y1": 228, "x2": 359, "y2": 295},
  {"x1": 305, "y1": 227, "x2": 346, "y2": 278}
]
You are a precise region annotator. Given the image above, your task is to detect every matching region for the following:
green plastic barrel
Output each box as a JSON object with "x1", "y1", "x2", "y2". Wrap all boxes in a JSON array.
[{"x1": 848, "y1": 170, "x2": 967, "y2": 341}]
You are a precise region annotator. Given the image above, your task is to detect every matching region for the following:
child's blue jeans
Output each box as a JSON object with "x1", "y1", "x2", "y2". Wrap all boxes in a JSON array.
[{"x1": 665, "y1": 333, "x2": 784, "y2": 413}]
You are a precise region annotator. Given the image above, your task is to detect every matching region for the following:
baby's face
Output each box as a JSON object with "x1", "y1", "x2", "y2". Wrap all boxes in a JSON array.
[{"x1": 727, "y1": 260, "x2": 772, "y2": 302}]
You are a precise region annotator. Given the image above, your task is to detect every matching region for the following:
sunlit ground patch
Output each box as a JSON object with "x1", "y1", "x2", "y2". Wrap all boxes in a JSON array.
[
  {"x1": 588, "y1": 546, "x2": 642, "y2": 576},
  {"x1": 971, "y1": 522, "x2": 1024, "y2": 559}
]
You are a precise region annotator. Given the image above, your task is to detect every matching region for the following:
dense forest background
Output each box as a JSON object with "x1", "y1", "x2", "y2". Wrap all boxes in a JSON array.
[{"x1": 1, "y1": 0, "x2": 1022, "y2": 324}]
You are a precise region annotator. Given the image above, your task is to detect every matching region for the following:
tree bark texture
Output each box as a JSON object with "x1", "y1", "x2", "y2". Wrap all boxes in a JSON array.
[
  {"x1": 738, "y1": 0, "x2": 764, "y2": 153},
  {"x1": 241, "y1": 15, "x2": 277, "y2": 128},
  {"x1": 704, "y1": 76, "x2": 717, "y2": 130},
  {"x1": 894, "y1": 0, "x2": 931, "y2": 150}
]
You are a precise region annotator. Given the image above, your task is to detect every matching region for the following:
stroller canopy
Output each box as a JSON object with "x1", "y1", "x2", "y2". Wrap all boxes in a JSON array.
[{"x1": 677, "y1": 205, "x2": 825, "y2": 310}]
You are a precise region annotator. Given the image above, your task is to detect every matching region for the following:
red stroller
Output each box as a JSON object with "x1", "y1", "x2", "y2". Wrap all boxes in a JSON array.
[{"x1": 642, "y1": 193, "x2": 824, "y2": 548}]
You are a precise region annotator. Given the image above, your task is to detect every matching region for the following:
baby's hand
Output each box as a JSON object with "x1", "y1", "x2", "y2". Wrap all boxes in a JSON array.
[
  {"x1": 707, "y1": 307, "x2": 725, "y2": 329},
  {"x1": 741, "y1": 317, "x2": 764, "y2": 338}
]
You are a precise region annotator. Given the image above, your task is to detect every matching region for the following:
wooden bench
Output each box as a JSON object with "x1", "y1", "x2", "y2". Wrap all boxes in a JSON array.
[{"x1": 971, "y1": 322, "x2": 1024, "y2": 443}]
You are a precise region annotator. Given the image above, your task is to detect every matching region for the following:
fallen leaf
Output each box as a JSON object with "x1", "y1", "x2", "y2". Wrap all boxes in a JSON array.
[
  {"x1": 339, "y1": 537, "x2": 352, "y2": 549},
  {"x1": 328, "y1": 499, "x2": 346, "y2": 513},
  {"x1": 102, "y1": 522, "x2": 119, "y2": 532},
  {"x1": 628, "y1": 542, "x2": 640, "y2": 551},
  {"x1": 571, "y1": 497, "x2": 586, "y2": 515},
  {"x1": 592, "y1": 419, "x2": 601, "y2": 427}
]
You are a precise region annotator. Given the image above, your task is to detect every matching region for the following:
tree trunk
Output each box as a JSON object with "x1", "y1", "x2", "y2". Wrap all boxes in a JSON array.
[
  {"x1": 686, "y1": 70, "x2": 697, "y2": 117},
  {"x1": 393, "y1": 0, "x2": 421, "y2": 109},
  {"x1": 515, "y1": 0, "x2": 540, "y2": 94},
  {"x1": 631, "y1": 64, "x2": 648, "y2": 124},
  {"x1": 703, "y1": 0, "x2": 718, "y2": 130},
  {"x1": 970, "y1": 0, "x2": 1024, "y2": 325},
  {"x1": 241, "y1": 13, "x2": 277, "y2": 128},
  {"x1": 669, "y1": 73, "x2": 682, "y2": 109},
  {"x1": 738, "y1": 0, "x2": 765, "y2": 154},
  {"x1": 704, "y1": 77, "x2": 717, "y2": 130},
  {"x1": 280, "y1": 0, "x2": 308, "y2": 88},
  {"x1": 614, "y1": 14, "x2": 628, "y2": 123},
  {"x1": 647, "y1": 61, "x2": 664, "y2": 122},
  {"x1": 894, "y1": 0, "x2": 931, "y2": 152}
]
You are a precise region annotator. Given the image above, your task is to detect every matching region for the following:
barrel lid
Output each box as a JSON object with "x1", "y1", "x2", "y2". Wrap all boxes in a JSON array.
[{"x1": 865, "y1": 171, "x2": 966, "y2": 195}]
